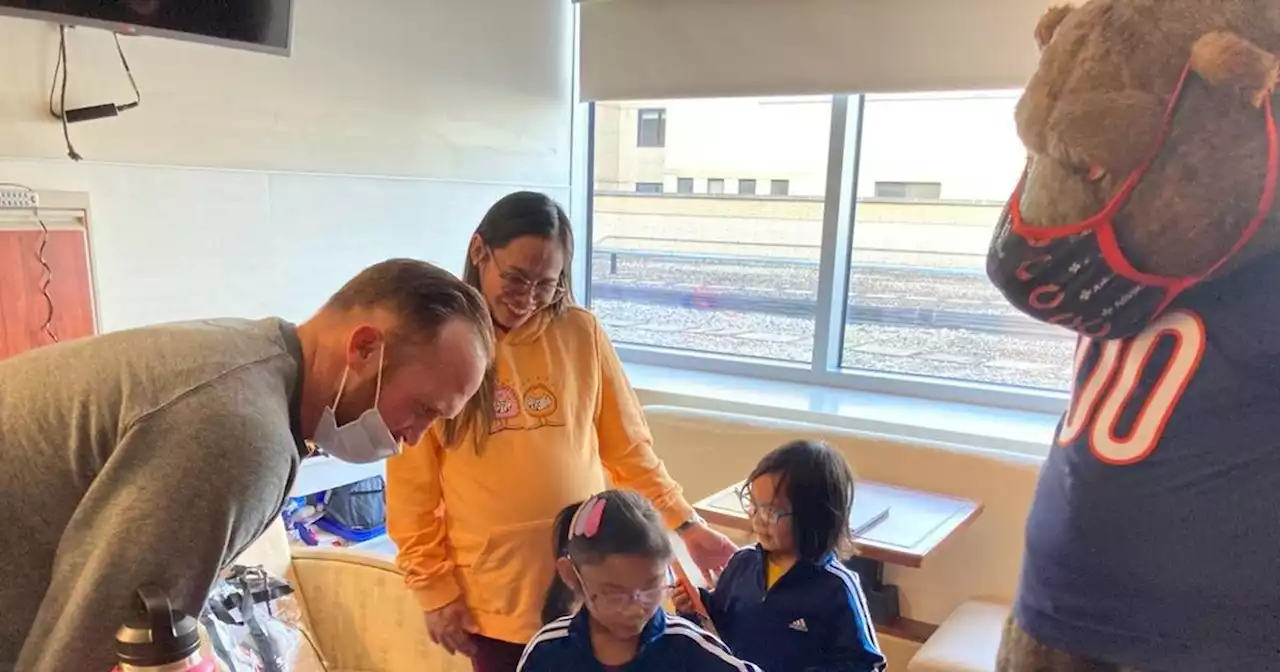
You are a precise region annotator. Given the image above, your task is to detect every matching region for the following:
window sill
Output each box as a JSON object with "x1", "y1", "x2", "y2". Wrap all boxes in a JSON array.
[{"x1": 624, "y1": 363, "x2": 1061, "y2": 457}]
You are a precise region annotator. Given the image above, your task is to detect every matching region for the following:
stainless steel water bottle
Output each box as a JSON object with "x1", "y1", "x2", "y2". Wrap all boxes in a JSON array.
[{"x1": 113, "y1": 584, "x2": 216, "y2": 672}]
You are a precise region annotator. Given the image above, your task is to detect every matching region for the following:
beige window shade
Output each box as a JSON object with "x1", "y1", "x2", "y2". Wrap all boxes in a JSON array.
[{"x1": 577, "y1": 0, "x2": 1056, "y2": 101}]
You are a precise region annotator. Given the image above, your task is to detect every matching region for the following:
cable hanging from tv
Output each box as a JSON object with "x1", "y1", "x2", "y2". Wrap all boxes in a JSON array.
[{"x1": 48, "y1": 24, "x2": 143, "y2": 162}]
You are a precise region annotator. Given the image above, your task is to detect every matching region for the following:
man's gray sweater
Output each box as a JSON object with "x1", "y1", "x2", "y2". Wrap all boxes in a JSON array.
[{"x1": 0, "y1": 317, "x2": 306, "y2": 670}]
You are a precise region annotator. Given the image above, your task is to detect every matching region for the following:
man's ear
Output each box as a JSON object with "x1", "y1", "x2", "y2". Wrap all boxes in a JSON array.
[
  {"x1": 1191, "y1": 31, "x2": 1280, "y2": 108},
  {"x1": 1035, "y1": 5, "x2": 1075, "y2": 51},
  {"x1": 345, "y1": 324, "x2": 384, "y2": 370}
]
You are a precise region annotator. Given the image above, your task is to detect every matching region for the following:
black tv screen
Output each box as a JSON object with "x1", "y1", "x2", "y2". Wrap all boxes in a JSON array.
[{"x1": 0, "y1": 1, "x2": 293, "y2": 55}]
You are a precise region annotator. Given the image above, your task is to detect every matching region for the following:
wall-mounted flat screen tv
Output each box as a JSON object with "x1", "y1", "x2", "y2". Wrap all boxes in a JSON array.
[{"x1": 0, "y1": 1, "x2": 293, "y2": 56}]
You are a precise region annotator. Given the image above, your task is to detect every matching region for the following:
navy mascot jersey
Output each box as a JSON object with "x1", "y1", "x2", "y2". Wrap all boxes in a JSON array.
[{"x1": 1016, "y1": 253, "x2": 1280, "y2": 670}]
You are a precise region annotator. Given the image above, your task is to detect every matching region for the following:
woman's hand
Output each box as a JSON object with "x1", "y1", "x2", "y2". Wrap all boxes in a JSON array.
[
  {"x1": 679, "y1": 521, "x2": 738, "y2": 582},
  {"x1": 672, "y1": 583, "x2": 697, "y2": 613},
  {"x1": 423, "y1": 599, "x2": 479, "y2": 657}
]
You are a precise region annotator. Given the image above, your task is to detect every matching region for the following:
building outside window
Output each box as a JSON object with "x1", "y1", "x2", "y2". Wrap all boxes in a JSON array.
[
  {"x1": 770, "y1": 179, "x2": 790, "y2": 196},
  {"x1": 738, "y1": 179, "x2": 757, "y2": 196},
  {"x1": 635, "y1": 182, "x2": 663, "y2": 194},
  {"x1": 875, "y1": 181, "x2": 942, "y2": 200},
  {"x1": 636, "y1": 108, "x2": 666, "y2": 147},
  {"x1": 677, "y1": 177, "x2": 695, "y2": 194},
  {"x1": 707, "y1": 178, "x2": 725, "y2": 195}
]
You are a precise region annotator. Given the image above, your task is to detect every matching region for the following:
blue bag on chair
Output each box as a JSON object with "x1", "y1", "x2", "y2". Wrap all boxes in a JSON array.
[{"x1": 311, "y1": 476, "x2": 386, "y2": 543}]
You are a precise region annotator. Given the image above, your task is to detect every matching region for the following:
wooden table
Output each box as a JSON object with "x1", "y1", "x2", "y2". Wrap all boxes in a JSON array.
[{"x1": 695, "y1": 480, "x2": 983, "y2": 569}]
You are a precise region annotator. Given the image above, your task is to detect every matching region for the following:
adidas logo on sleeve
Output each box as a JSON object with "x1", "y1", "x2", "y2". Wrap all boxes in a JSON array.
[{"x1": 788, "y1": 618, "x2": 808, "y2": 632}]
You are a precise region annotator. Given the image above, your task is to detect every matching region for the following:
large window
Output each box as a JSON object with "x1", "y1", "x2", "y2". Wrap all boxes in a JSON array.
[
  {"x1": 588, "y1": 93, "x2": 1072, "y2": 410},
  {"x1": 591, "y1": 97, "x2": 831, "y2": 363},
  {"x1": 843, "y1": 92, "x2": 1072, "y2": 391}
]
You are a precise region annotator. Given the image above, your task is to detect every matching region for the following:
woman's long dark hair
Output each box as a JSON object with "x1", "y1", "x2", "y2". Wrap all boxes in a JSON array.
[
  {"x1": 540, "y1": 490, "x2": 672, "y2": 625},
  {"x1": 442, "y1": 191, "x2": 577, "y2": 450},
  {"x1": 747, "y1": 440, "x2": 854, "y2": 561}
]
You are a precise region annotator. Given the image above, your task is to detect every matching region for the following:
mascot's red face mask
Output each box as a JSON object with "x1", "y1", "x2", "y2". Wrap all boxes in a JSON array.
[{"x1": 988, "y1": 59, "x2": 1278, "y2": 340}]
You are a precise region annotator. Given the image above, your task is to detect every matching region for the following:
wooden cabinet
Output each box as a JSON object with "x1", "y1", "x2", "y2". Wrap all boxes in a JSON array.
[{"x1": 0, "y1": 227, "x2": 96, "y2": 360}]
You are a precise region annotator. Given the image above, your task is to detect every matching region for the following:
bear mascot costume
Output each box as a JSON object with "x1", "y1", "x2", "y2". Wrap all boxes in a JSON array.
[{"x1": 985, "y1": 0, "x2": 1280, "y2": 670}]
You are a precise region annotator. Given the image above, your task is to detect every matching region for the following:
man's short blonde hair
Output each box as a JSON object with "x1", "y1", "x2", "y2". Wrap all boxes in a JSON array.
[{"x1": 325, "y1": 258, "x2": 493, "y2": 355}]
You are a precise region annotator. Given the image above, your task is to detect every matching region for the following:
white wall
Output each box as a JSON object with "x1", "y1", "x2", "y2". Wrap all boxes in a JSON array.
[{"x1": 0, "y1": 0, "x2": 575, "y2": 331}]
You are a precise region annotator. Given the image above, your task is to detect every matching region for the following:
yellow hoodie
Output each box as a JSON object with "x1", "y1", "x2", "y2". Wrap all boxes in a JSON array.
[{"x1": 386, "y1": 307, "x2": 695, "y2": 644}]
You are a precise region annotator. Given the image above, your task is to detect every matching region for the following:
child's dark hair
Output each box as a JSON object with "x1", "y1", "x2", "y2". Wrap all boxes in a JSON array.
[
  {"x1": 748, "y1": 440, "x2": 854, "y2": 561},
  {"x1": 541, "y1": 489, "x2": 673, "y2": 624}
]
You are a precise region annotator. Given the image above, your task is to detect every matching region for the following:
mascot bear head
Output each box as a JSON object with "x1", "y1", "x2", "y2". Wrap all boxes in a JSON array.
[{"x1": 987, "y1": 0, "x2": 1280, "y2": 338}]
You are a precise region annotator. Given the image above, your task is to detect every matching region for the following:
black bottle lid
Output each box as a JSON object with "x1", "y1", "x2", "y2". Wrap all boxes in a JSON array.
[{"x1": 115, "y1": 585, "x2": 201, "y2": 666}]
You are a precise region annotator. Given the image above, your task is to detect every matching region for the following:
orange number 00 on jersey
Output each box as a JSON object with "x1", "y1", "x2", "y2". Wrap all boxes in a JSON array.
[{"x1": 1055, "y1": 309, "x2": 1207, "y2": 465}]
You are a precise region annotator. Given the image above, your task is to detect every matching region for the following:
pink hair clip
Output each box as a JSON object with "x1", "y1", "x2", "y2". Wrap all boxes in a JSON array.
[{"x1": 572, "y1": 495, "x2": 607, "y2": 539}]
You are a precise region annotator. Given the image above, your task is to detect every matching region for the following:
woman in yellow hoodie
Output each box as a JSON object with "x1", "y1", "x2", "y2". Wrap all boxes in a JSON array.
[{"x1": 386, "y1": 191, "x2": 738, "y2": 672}]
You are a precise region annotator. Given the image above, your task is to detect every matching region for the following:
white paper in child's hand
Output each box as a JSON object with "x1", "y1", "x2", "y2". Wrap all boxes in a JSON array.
[{"x1": 668, "y1": 531, "x2": 710, "y2": 589}]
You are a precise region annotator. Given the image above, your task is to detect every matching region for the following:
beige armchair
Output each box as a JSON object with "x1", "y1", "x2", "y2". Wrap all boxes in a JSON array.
[{"x1": 229, "y1": 520, "x2": 472, "y2": 672}]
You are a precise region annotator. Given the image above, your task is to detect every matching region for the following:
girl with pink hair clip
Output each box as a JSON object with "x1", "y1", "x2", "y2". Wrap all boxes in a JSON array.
[{"x1": 521, "y1": 490, "x2": 762, "y2": 672}]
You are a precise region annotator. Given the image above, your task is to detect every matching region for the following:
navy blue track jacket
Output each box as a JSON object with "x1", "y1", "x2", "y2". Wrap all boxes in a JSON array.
[
  {"x1": 696, "y1": 546, "x2": 886, "y2": 672},
  {"x1": 518, "y1": 608, "x2": 763, "y2": 671}
]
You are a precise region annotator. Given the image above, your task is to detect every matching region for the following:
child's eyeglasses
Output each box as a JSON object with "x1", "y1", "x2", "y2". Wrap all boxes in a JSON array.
[
  {"x1": 572, "y1": 565, "x2": 675, "y2": 612},
  {"x1": 589, "y1": 585, "x2": 676, "y2": 613},
  {"x1": 737, "y1": 486, "x2": 792, "y2": 525}
]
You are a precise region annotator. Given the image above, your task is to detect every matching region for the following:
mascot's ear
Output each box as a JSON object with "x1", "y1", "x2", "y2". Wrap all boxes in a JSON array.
[
  {"x1": 1034, "y1": 5, "x2": 1075, "y2": 51},
  {"x1": 1191, "y1": 31, "x2": 1280, "y2": 108}
]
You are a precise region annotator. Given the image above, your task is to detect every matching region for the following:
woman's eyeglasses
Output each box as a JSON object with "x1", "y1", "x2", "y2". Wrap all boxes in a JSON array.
[
  {"x1": 487, "y1": 249, "x2": 564, "y2": 304},
  {"x1": 737, "y1": 486, "x2": 792, "y2": 525}
]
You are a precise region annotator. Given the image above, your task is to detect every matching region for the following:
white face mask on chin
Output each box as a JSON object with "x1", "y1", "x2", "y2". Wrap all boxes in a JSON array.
[{"x1": 311, "y1": 344, "x2": 402, "y2": 464}]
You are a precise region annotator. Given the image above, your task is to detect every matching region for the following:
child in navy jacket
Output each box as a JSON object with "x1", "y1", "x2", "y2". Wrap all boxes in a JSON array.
[
  {"x1": 676, "y1": 440, "x2": 887, "y2": 672},
  {"x1": 519, "y1": 490, "x2": 762, "y2": 672}
]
